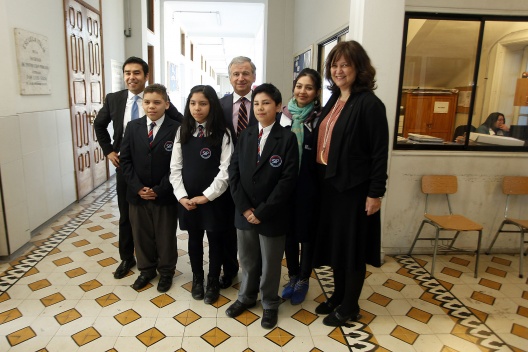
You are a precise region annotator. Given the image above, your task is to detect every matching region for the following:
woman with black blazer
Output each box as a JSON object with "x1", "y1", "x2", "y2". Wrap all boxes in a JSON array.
[{"x1": 312, "y1": 40, "x2": 389, "y2": 326}]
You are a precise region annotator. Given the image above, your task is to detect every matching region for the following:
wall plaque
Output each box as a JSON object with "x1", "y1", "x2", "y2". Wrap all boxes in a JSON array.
[{"x1": 14, "y1": 28, "x2": 51, "y2": 95}]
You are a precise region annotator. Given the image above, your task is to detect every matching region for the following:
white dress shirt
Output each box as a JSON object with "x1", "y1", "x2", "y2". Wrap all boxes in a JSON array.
[
  {"x1": 147, "y1": 115, "x2": 165, "y2": 140},
  {"x1": 258, "y1": 122, "x2": 275, "y2": 159},
  {"x1": 170, "y1": 121, "x2": 234, "y2": 202}
]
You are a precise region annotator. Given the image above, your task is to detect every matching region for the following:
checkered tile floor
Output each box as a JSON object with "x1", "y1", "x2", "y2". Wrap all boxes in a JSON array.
[{"x1": 0, "y1": 178, "x2": 527, "y2": 351}]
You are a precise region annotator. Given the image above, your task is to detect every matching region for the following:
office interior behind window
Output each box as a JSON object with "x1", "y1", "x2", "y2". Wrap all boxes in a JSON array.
[{"x1": 395, "y1": 14, "x2": 528, "y2": 151}]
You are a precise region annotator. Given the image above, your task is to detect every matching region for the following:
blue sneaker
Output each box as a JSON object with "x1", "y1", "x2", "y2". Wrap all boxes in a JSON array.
[
  {"x1": 290, "y1": 278, "x2": 309, "y2": 305},
  {"x1": 281, "y1": 275, "x2": 298, "y2": 299}
]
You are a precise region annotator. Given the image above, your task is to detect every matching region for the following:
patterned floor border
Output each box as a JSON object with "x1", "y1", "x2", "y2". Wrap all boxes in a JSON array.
[
  {"x1": 313, "y1": 255, "x2": 514, "y2": 352},
  {"x1": 0, "y1": 187, "x2": 116, "y2": 293}
]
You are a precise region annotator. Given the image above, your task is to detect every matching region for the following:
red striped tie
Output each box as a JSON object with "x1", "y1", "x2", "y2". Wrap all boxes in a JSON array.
[
  {"x1": 197, "y1": 125, "x2": 204, "y2": 138},
  {"x1": 237, "y1": 97, "x2": 248, "y2": 136},
  {"x1": 257, "y1": 128, "x2": 263, "y2": 163},
  {"x1": 148, "y1": 122, "x2": 156, "y2": 147}
]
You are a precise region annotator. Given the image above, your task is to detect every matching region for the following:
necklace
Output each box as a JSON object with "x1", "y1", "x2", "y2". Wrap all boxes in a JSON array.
[{"x1": 320, "y1": 100, "x2": 344, "y2": 165}]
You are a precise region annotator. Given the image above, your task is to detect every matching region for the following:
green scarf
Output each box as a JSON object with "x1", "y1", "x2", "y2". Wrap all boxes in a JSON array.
[{"x1": 288, "y1": 98, "x2": 314, "y2": 167}]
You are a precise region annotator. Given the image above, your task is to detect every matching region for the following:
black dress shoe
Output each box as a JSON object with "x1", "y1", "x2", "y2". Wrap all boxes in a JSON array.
[
  {"x1": 132, "y1": 273, "x2": 156, "y2": 290},
  {"x1": 219, "y1": 275, "x2": 234, "y2": 289},
  {"x1": 191, "y1": 272, "x2": 205, "y2": 300},
  {"x1": 157, "y1": 275, "x2": 173, "y2": 293},
  {"x1": 204, "y1": 276, "x2": 220, "y2": 305},
  {"x1": 315, "y1": 300, "x2": 338, "y2": 315},
  {"x1": 225, "y1": 300, "x2": 256, "y2": 318},
  {"x1": 261, "y1": 309, "x2": 278, "y2": 329},
  {"x1": 322, "y1": 310, "x2": 361, "y2": 327},
  {"x1": 114, "y1": 258, "x2": 136, "y2": 279}
]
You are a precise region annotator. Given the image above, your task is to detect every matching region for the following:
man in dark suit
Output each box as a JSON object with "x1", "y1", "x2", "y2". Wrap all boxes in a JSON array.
[
  {"x1": 94, "y1": 56, "x2": 183, "y2": 279},
  {"x1": 218, "y1": 56, "x2": 257, "y2": 288}
]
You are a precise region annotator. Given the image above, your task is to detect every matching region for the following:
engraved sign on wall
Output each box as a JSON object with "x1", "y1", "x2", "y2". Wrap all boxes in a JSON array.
[{"x1": 14, "y1": 28, "x2": 51, "y2": 95}]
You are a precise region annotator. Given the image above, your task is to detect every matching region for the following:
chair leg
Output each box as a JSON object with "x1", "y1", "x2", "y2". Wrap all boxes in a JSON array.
[
  {"x1": 520, "y1": 229, "x2": 525, "y2": 279},
  {"x1": 431, "y1": 228, "x2": 440, "y2": 278},
  {"x1": 447, "y1": 231, "x2": 460, "y2": 250},
  {"x1": 408, "y1": 221, "x2": 426, "y2": 255},
  {"x1": 486, "y1": 221, "x2": 505, "y2": 255},
  {"x1": 474, "y1": 230, "x2": 482, "y2": 278}
]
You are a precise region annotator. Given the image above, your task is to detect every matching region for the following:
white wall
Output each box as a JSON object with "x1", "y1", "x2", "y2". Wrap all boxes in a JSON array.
[{"x1": 102, "y1": 0, "x2": 126, "y2": 94}]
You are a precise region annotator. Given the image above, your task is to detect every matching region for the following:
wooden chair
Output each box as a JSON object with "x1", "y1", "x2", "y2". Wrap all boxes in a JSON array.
[
  {"x1": 408, "y1": 175, "x2": 483, "y2": 278},
  {"x1": 485, "y1": 176, "x2": 528, "y2": 278}
]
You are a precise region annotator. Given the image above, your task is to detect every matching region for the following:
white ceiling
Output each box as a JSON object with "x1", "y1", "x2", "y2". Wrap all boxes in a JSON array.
[{"x1": 165, "y1": 1, "x2": 265, "y2": 76}]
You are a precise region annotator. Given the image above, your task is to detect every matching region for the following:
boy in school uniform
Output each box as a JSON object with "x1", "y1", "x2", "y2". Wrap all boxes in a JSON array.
[
  {"x1": 120, "y1": 84, "x2": 180, "y2": 293},
  {"x1": 226, "y1": 83, "x2": 299, "y2": 329}
]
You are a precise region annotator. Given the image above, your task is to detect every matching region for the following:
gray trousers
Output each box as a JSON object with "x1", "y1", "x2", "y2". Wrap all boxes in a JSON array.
[
  {"x1": 237, "y1": 229, "x2": 285, "y2": 310},
  {"x1": 129, "y1": 202, "x2": 178, "y2": 277}
]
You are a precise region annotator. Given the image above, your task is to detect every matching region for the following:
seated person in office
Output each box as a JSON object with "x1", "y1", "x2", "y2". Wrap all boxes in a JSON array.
[{"x1": 476, "y1": 112, "x2": 510, "y2": 136}]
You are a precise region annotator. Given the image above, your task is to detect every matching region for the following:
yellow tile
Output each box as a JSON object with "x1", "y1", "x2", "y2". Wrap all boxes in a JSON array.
[
  {"x1": 100, "y1": 214, "x2": 114, "y2": 219},
  {"x1": 40, "y1": 293, "x2": 66, "y2": 307},
  {"x1": 97, "y1": 257, "x2": 118, "y2": 267},
  {"x1": 84, "y1": 248, "x2": 103, "y2": 256},
  {"x1": 368, "y1": 292, "x2": 392, "y2": 307},
  {"x1": 0, "y1": 308, "x2": 22, "y2": 324},
  {"x1": 6, "y1": 326, "x2": 36, "y2": 346},
  {"x1": 358, "y1": 309, "x2": 376, "y2": 325},
  {"x1": 291, "y1": 308, "x2": 318, "y2": 325},
  {"x1": 67, "y1": 233, "x2": 79, "y2": 238},
  {"x1": 234, "y1": 309, "x2": 259, "y2": 326},
  {"x1": 96, "y1": 293, "x2": 120, "y2": 307},
  {"x1": 470, "y1": 291, "x2": 495, "y2": 305},
  {"x1": 79, "y1": 279, "x2": 102, "y2": 292},
  {"x1": 491, "y1": 256, "x2": 512, "y2": 266},
  {"x1": 65, "y1": 267, "x2": 87, "y2": 278},
  {"x1": 55, "y1": 308, "x2": 82, "y2": 325},
  {"x1": 485, "y1": 266, "x2": 507, "y2": 278},
  {"x1": 383, "y1": 279, "x2": 405, "y2": 291},
  {"x1": 212, "y1": 295, "x2": 229, "y2": 309},
  {"x1": 99, "y1": 232, "x2": 116, "y2": 239},
  {"x1": 174, "y1": 309, "x2": 201, "y2": 326},
  {"x1": 328, "y1": 327, "x2": 347, "y2": 345},
  {"x1": 112, "y1": 241, "x2": 119, "y2": 248},
  {"x1": 87, "y1": 225, "x2": 104, "y2": 232},
  {"x1": 523, "y1": 291, "x2": 528, "y2": 300},
  {"x1": 52, "y1": 257, "x2": 73, "y2": 267},
  {"x1": 449, "y1": 257, "x2": 470, "y2": 267},
  {"x1": 415, "y1": 258, "x2": 428, "y2": 267},
  {"x1": 136, "y1": 327, "x2": 165, "y2": 347},
  {"x1": 150, "y1": 294, "x2": 175, "y2": 308},
  {"x1": 314, "y1": 293, "x2": 326, "y2": 304},
  {"x1": 23, "y1": 267, "x2": 39, "y2": 277},
  {"x1": 518, "y1": 306, "x2": 528, "y2": 318},
  {"x1": 390, "y1": 325, "x2": 418, "y2": 345},
  {"x1": 28, "y1": 279, "x2": 52, "y2": 291},
  {"x1": 441, "y1": 346, "x2": 460, "y2": 352},
  {"x1": 441, "y1": 267, "x2": 462, "y2": 278},
  {"x1": 264, "y1": 327, "x2": 294, "y2": 347},
  {"x1": 0, "y1": 292, "x2": 11, "y2": 303},
  {"x1": 511, "y1": 324, "x2": 528, "y2": 339},
  {"x1": 479, "y1": 278, "x2": 502, "y2": 291},
  {"x1": 114, "y1": 309, "x2": 141, "y2": 325},
  {"x1": 407, "y1": 307, "x2": 432, "y2": 324},
  {"x1": 72, "y1": 239, "x2": 90, "y2": 247},
  {"x1": 48, "y1": 248, "x2": 61, "y2": 256},
  {"x1": 72, "y1": 326, "x2": 101, "y2": 346},
  {"x1": 201, "y1": 327, "x2": 230, "y2": 347},
  {"x1": 396, "y1": 267, "x2": 415, "y2": 279},
  {"x1": 467, "y1": 307, "x2": 488, "y2": 323},
  {"x1": 420, "y1": 291, "x2": 442, "y2": 306},
  {"x1": 437, "y1": 279, "x2": 454, "y2": 291}
]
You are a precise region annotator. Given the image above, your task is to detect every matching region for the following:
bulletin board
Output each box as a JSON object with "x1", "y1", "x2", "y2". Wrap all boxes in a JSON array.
[
  {"x1": 456, "y1": 86, "x2": 473, "y2": 113},
  {"x1": 293, "y1": 46, "x2": 313, "y2": 80}
]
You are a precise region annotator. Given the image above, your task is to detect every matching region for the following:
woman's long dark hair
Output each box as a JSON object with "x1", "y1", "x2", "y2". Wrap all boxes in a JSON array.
[
  {"x1": 481, "y1": 112, "x2": 504, "y2": 133},
  {"x1": 180, "y1": 85, "x2": 230, "y2": 146},
  {"x1": 324, "y1": 40, "x2": 377, "y2": 95}
]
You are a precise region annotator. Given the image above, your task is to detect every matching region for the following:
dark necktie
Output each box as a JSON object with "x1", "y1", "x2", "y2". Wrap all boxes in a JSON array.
[
  {"x1": 131, "y1": 95, "x2": 139, "y2": 120},
  {"x1": 257, "y1": 128, "x2": 263, "y2": 164},
  {"x1": 148, "y1": 122, "x2": 156, "y2": 147},
  {"x1": 237, "y1": 97, "x2": 248, "y2": 136},
  {"x1": 197, "y1": 125, "x2": 204, "y2": 138}
]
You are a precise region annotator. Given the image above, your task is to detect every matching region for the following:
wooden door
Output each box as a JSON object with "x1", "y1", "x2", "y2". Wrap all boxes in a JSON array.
[{"x1": 64, "y1": 0, "x2": 107, "y2": 199}]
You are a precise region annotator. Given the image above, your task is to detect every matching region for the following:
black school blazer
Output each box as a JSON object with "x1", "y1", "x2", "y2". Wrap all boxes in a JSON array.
[{"x1": 228, "y1": 123, "x2": 299, "y2": 236}]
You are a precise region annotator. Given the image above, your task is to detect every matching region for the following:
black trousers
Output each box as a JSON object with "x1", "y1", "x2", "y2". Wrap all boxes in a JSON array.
[
  {"x1": 220, "y1": 226, "x2": 239, "y2": 278},
  {"x1": 116, "y1": 168, "x2": 134, "y2": 261},
  {"x1": 188, "y1": 230, "x2": 224, "y2": 278},
  {"x1": 284, "y1": 236, "x2": 312, "y2": 279},
  {"x1": 330, "y1": 264, "x2": 366, "y2": 316}
]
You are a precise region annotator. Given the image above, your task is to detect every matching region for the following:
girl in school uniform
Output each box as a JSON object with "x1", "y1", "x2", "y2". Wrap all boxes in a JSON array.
[{"x1": 170, "y1": 85, "x2": 234, "y2": 305}]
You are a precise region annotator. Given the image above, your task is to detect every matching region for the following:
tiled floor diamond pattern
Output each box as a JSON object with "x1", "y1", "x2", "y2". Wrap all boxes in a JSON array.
[{"x1": 0, "y1": 178, "x2": 527, "y2": 351}]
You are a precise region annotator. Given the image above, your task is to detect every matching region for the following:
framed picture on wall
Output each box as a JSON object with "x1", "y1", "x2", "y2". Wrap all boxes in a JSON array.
[{"x1": 293, "y1": 45, "x2": 313, "y2": 80}]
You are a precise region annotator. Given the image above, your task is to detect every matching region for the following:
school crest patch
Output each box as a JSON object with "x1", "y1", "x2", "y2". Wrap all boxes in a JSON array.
[
  {"x1": 164, "y1": 141, "x2": 173, "y2": 152},
  {"x1": 200, "y1": 148, "x2": 212, "y2": 159},
  {"x1": 269, "y1": 155, "x2": 282, "y2": 167}
]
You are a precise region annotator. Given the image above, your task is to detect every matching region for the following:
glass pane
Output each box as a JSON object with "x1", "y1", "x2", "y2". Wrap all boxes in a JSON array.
[
  {"x1": 398, "y1": 19, "x2": 480, "y2": 145},
  {"x1": 474, "y1": 20, "x2": 528, "y2": 145}
]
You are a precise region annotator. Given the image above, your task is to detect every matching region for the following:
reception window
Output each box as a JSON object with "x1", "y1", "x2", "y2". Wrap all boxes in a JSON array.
[{"x1": 395, "y1": 14, "x2": 528, "y2": 151}]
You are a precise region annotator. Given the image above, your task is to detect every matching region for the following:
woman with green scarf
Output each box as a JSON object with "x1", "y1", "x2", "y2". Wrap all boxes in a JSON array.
[{"x1": 278, "y1": 68, "x2": 322, "y2": 305}]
